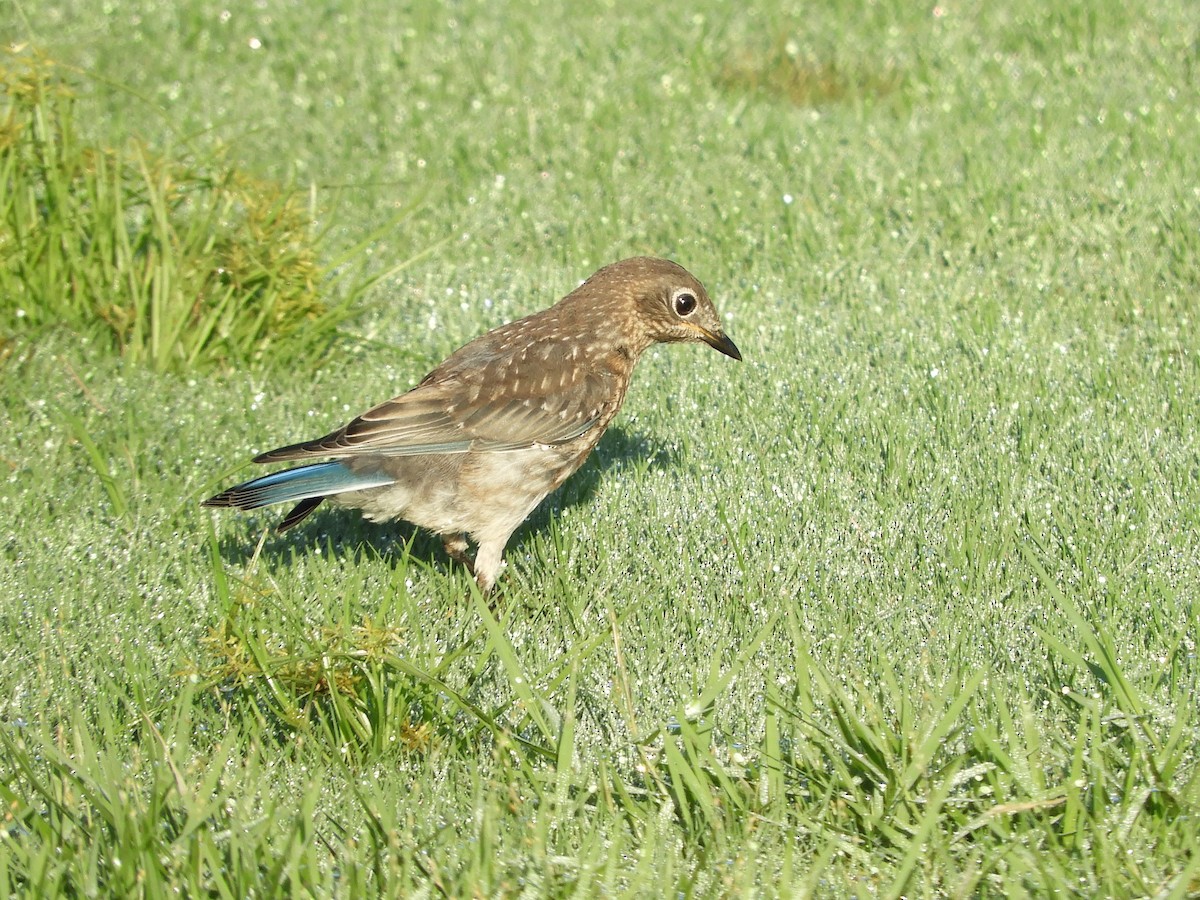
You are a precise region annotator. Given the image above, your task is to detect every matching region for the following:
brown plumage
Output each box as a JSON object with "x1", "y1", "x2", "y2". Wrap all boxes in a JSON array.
[{"x1": 203, "y1": 256, "x2": 741, "y2": 592}]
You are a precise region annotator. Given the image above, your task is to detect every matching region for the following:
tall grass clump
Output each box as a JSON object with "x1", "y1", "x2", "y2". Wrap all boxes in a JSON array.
[{"x1": 0, "y1": 49, "x2": 402, "y2": 373}]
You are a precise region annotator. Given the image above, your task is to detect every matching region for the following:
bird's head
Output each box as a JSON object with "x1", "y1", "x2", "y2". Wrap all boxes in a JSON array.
[{"x1": 574, "y1": 257, "x2": 742, "y2": 361}]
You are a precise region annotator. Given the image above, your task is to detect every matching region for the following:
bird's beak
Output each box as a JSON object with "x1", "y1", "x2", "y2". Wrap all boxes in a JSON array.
[{"x1": 699, "y1": 328, "x2": 742, "y2": 361}]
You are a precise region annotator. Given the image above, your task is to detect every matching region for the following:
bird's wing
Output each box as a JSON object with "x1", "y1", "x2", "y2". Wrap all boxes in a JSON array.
[{"x1": 255, "y1": 367, "x2": 614, "y2": 463}]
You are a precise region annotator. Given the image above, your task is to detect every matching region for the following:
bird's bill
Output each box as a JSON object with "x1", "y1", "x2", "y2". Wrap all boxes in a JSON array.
[{"x1": 699, "y1": 328, "x2": 742, "y2": 361}]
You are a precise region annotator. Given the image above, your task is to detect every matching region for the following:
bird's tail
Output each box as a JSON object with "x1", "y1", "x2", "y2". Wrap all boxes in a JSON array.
[{"x1": 202, "y1": 462, "x2": 394, "y2": 532}]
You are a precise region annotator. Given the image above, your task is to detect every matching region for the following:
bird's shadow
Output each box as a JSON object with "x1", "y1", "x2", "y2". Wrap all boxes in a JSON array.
[{"x1": 211, "y1": 425, "x2": 681, "y2": 572}]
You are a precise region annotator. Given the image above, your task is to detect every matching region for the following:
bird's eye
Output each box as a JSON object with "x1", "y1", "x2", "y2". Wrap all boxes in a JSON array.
[{"x1": 673, "y1": 291, "x2": 697, "y2": 317}]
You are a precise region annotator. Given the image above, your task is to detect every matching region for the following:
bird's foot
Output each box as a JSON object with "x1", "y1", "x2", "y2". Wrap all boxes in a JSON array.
[{"x1": 442, "y1": 534, "x2": 475, "y2": 575}]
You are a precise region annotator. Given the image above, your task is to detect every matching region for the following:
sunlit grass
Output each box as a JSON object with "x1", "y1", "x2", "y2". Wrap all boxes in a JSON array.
[
  {"x1": 0, "y1": 49, "x2": 423, "y2": 374},
  {"x1": 1, "y1": 0, "x2": 1198, "y2": 895}
]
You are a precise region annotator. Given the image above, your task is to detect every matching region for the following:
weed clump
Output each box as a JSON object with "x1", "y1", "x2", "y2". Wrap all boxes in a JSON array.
[
  {"x1": 720, "y1": 36, "x2": 902, "y2": 107},
  {"x1": 0, "y1": 49, "x2": 361, "y2": 373}
]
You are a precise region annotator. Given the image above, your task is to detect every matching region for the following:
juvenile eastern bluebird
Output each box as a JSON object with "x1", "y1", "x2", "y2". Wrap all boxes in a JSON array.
[{"x1": 203, "y1": 256, "x2": 741, "y2": 592}]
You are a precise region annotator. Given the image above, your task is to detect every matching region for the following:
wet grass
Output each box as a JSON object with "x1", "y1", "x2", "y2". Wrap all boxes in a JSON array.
[
  {"x1": 2, "y1": 0, "x2": 1199, "y2": 895},
  {"x1": 0, "y1": 50, "x2": 421, "y2": 374}
]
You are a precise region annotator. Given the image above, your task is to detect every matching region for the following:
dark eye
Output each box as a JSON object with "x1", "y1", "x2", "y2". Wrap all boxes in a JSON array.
[{"x1": 673, "y1": 291, "x2": 697, "y2": 317}]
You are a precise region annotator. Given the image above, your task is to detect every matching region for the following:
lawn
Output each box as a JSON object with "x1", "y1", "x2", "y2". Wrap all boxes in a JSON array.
[{"x1": 2, "y1": 0, "x2": 1198, "y2": 895}]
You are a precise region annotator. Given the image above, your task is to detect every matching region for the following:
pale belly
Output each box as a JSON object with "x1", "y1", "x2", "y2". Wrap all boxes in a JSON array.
[{"x1": 328, "y1": 443, "x2": 585, "y2": 543}]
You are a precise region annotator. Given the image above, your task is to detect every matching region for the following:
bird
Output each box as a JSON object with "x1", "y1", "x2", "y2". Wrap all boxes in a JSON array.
[{"x1": 203, "y1": 256, "x2": 741, "y2": 593}]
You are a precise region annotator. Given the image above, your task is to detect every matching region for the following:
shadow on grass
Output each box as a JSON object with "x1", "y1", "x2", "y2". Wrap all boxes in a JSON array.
[{"x1": 210, "y1": 425, "x2": 680, "y2": 573}]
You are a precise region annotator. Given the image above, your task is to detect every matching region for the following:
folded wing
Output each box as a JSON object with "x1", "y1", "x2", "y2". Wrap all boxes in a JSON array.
[{"x1": 255, "y1": 368, "x2": 612, "y2": 463}]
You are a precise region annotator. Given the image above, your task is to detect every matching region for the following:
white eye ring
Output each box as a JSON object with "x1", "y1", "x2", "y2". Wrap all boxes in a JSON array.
[{"x1": 673, "y1": 290, "x2": 697, "y2": 317}]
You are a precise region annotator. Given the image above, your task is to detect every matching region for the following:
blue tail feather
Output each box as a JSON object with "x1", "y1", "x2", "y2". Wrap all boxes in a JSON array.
[{"x1": 203, "y1": 462, "x2": 394, "y2": 510}]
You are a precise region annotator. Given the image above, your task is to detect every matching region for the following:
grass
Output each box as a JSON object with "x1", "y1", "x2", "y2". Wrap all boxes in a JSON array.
[
  {"x1": 2, "y1": 0, "x2": 1199, "y2": 894},
  {"x1": 0, "y1": 49, "x2": 422, "y2": 374}
]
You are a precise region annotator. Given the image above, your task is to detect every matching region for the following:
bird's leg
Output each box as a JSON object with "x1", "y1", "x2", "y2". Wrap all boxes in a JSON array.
[
  {"x1": 442, "y1": 534, "x2": 474, "y2": 575},
  {"x1": 444, "y1": 534, "x2": 503, "y2": 598},
  {"x1": 472, "y1": 540, "x2": 506, "y2": 595}
]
